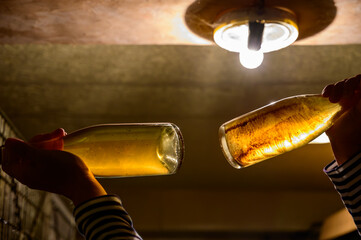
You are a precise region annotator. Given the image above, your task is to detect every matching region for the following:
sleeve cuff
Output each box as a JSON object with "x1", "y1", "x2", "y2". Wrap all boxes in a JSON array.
[
  {"x1": 72, "y1": 194, "x2": 141, "y2": 239},
  {"x1": 324, "y1": 152, "x2": 361, "y2": 177},
  {"x1": 73, "y1": 194, "x2": 122, "y2": 218}
]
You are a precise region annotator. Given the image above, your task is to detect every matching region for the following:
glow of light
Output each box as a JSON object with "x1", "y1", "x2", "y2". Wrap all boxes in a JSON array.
[
  {"x1": 239, "y1": 49, "x2": 264, "y2": 69},
  {"x1": 213, "y1": 24, "x2": 249, "y2": 52},
  {"x1": 213, "y1": 8, "x2": 299, "y2": 70},
  {"x1": 263, "y1": 147, "x2": 275, "y2": 154},
  {"x1": 283, "y1": 140, "x2": 292, "y2": 148},
  {"x1": 171, "y1": 14, "x2": 211, "y2": 44},
  {"x1": 290, "y1": 133, "x2": 308, "y2": 145},
  {"x1": 310, "y1": 133, "x2": 330, "y2": 144},
  {"x1": 298, "y1": 133, "x2": 309, "y2": 141},
  {"x1": 261, "y1": 23, "x2": 299, "y2": 53}
]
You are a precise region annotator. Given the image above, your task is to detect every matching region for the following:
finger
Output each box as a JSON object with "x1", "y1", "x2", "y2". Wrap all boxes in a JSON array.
[
  {"x1": 29, "y1": 128, "x2": 66, "y2": 143},
  {"x1": 29, "y1": 128, "x2": 66, "y2": 150},
  {"x1": 2, "y1": 138, "x2": 32, "y2": 178},
  {"x1": 3, "y1": 139, "x2": 50, "y2": 189},
  {"x1": 344, "y1": 76, "x2": 361, "y2": 96},
  {"x1": 329, "y1": 80, "x2": 345, "y2": 103},
  {"x1": 337, "y1": 75, "x2": 361, "y2": 109},
  {"x1": 322, "y1": 84, "x2": 334, "y2": 97}
]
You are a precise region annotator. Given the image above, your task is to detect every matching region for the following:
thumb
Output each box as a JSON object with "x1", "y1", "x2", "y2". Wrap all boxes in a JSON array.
[
  {"x1": 29, "y1": 128, "x2": 66, "y2": 143},
  {"x1": 29, "y1": 128, "x2": 66, "y2": 150}
]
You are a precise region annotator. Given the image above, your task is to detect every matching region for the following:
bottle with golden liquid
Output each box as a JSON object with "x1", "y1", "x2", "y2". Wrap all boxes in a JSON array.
[
  {"x1": 219, "y1": 94, "x2": 343, "y2": 168},
  {"x1": 1, "y1": 123, "x2": 184, "y2": 178},
  {"x1": 64, "y1": 123, "x2": 184, "y2": 177}
]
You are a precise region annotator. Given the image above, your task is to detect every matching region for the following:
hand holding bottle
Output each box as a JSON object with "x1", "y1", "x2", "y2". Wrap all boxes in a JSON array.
[
  {"x1": 2, "y1": 128, "x2": 107, "y2": 206},
  {"x1": 323, "y1": 74, "x2": 361, "y2": 165}
]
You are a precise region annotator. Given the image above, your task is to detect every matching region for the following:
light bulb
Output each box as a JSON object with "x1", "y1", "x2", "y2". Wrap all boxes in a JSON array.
[
  {"x1": 239, "y1": 49, "x2": 264, "y2": 69},
  {"x1": 213, "y1": 7, "x2": 299, "y2": 70}
]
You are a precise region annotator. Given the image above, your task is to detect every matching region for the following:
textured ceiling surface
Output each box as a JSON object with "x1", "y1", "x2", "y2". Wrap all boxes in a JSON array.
[
  {"x1": 1, "y1": 0, "x2": 361, "y2": 237},
  {"x1": 0, "y1": 0, "x2": 360, "y2": 45}
]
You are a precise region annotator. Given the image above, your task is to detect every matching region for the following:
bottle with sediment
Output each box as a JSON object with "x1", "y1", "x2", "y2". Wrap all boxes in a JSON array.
[
  {"x1": 1, "y1": 123, "x2": 184, "y2": 178},
  {"x1": 219, "y1": 94, "x2": 343, "y2": 168},
  {"x1": 63, "y1": 123, "x2": 184, "y2": 177}
]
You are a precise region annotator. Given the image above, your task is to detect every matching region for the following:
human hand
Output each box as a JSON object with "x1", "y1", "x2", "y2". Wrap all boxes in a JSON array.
[
  {"x1": 28, "y1": 127, "x2": 66, "y2": 150},
  {"x1": 1, "y1": 128, "x2": 107, "y2": 206},
  {"x1": 322, "y1": 74, "x2": 361, "y2": 165}
]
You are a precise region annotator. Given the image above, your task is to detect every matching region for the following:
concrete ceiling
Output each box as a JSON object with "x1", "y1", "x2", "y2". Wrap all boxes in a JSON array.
[
  {"x1": 1, "y1": 0, "x2": 361, "y2": 238},
  {"x1": 0, "y1": 0, "x2": 360, "y2": 45}
]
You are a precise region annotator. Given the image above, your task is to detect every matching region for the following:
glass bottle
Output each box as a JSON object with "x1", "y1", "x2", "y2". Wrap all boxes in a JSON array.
[
  {"x1": 66, "y1": 123, "x2": 184, "y2": 177},
  {"x1": 219, "y1": 94, "x2": 343, "y2": 168},
  {"x1": 2, "y1": 123, "x2": 184, "y2": 178}
]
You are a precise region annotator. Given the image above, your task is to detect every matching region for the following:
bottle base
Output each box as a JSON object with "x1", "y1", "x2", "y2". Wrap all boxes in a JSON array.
[{"x1": 219, "y1": 125, "x2": 242, "y2": 169}]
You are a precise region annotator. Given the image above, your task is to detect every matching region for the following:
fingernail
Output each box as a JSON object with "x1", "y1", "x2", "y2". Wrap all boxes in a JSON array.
[{"x1": 53, "y1": 128, "x2": 67, "y2": 137}]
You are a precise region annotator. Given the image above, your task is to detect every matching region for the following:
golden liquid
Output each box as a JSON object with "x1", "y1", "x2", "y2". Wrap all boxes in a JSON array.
[
  {"x1": 219, "y1": 95, "x2": 342, "y2": 168},
  {"x1": 63, "y1": 123, "x2": 183, "y2": 177}
]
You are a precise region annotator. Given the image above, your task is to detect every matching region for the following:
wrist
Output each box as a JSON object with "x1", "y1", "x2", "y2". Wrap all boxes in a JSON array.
[
  {"x1": 67, "y1": 172, "x2": 107, "y2": 206},
  {"x1": 327, "y1": 107, "x2": 361, "y2": 165},
  {"x1": 329, "y1": 138, "x2": 361, "y2": 165}
]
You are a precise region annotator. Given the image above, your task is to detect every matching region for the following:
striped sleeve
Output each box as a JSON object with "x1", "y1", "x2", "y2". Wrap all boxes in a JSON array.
[
  {"x1": 324, "y1": 152, "x2": 361, "y2": 234},
  {"x1": 73, "y1": 195, "x2": 142, "y2": 240}
]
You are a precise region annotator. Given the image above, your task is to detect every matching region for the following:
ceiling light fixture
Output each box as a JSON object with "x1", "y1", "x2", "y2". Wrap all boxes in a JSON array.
[{"x1": 213, "y1": 6, "x2": 299, "y2": 69}]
